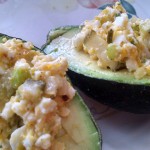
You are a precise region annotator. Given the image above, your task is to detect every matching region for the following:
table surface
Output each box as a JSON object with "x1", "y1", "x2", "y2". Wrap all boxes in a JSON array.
[{"x1": 1, "y1": 0, "x2": 150, "y2": 150}]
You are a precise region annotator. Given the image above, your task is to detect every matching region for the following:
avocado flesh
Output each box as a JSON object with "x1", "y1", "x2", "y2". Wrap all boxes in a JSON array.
[
  {"x1": 61, "y1": 93, "x2": 100, "y2": 150},
  {"x1": 0, "y1": 33, "x2": 101, "y2": 149},
  {"x1": 43, "y1": 26, "x2": 150, "y2": 113},
  {"x1": 57, "y1": 133, "x2": 100, "y2": 150}
]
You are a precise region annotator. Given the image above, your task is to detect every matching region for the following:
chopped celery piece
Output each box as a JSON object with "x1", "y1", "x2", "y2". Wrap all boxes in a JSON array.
[
  {"x1": 107, "y1": 43, "x2": 119, "y2": 60},
  {"x1": 11, "y1": 68, "x2": 31, "y2": 89}
]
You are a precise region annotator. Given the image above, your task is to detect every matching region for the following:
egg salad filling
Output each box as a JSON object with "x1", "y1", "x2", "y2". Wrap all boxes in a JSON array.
[
  {"x1": 0, "y1": 38, "x2": 75, "y2": 150},
  {"x1": 73, "y1": 2, "x2": 150, "y2": 79}
]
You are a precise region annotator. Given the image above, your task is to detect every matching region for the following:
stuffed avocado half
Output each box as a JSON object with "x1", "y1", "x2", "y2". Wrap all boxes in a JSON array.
[
  {"x1": 0, "y1": 33, "x2": 101, "y2": 150},
  {"x1": 43, "y1": 2, "x2": 150, "y2": 114}
]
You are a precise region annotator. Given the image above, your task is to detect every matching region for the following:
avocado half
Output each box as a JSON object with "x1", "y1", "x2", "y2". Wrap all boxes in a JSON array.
[
  {"x1": 0, "y1": 33, "x2": 101, "y2": 150},
  {"x1": 42, "y1": 26, "x2": 150, "y2": 114}
]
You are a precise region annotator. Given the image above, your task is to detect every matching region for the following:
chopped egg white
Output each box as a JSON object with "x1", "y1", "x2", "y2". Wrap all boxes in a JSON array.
[{"x1": 35, "y1": 134, "x2": 51, "y2": 149}]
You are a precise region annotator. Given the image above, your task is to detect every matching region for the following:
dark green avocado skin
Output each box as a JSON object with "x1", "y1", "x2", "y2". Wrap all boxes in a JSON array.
[{"x1": 68, "y1": 70, "x2": 150, "y2": 114}]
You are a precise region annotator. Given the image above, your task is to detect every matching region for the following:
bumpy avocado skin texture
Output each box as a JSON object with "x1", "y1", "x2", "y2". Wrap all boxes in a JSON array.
[
  {"x1": 0, "y1": 33, "x2": 101, "y2": 149},
  {"x1": 43, "y1": 26, "x2": 150, "y2": 114}
]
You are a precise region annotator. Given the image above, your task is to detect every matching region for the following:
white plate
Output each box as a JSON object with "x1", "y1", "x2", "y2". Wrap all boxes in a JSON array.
[{"x1": 1, "y1": 0, "x2": 150, "y2": 150}]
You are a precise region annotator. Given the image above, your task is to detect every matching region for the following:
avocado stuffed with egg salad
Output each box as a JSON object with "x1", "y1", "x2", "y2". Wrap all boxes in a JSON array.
[
  {"x1": 0, "y1": 36, "x2": 101, "y2": 150},
  {"x1": 73, "y1": 2, "x2": 150, "y2": 79}
]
